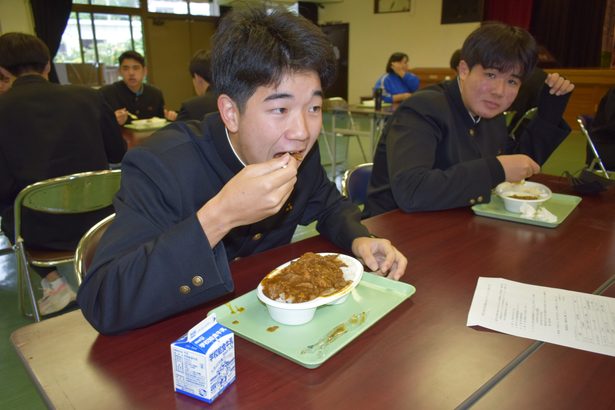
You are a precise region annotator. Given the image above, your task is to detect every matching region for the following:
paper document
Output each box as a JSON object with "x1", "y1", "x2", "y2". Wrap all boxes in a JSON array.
[{"x1": 467, "y1": 277, "x2": 615, "y2": 357}]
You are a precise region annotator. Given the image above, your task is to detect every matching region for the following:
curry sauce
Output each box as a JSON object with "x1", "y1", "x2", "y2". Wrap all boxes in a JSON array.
[{"x1": 262, "y1": 253, "x2": 350, "y2": 303}]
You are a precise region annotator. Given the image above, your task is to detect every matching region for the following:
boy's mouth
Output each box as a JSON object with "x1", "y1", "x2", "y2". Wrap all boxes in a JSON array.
[{"x1": 274, "y1": 151, "x2": 303, "y2": 161}]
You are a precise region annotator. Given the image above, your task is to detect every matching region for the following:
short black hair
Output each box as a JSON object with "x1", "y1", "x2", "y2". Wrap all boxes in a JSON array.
[
  {"x1": 386, "y1": 52, "x2": 408, "y2": 74},
  {"x1": 119, "y1": 50, "x2": 145, "y2": 67},
  {"x1": 189, "y1": 49, "x2": 212, "y2": 83},
  {"x1": 0, "y1": 32, "x2": 49, "y2": 76},
  {"x1": 460, "y1": 22, "x2": 537, "y2": 80},
  {"x1": 211, "y1": 5, "x2": 337, "y2": 112}
]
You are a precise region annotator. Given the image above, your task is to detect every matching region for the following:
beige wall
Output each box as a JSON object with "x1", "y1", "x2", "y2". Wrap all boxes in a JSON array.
[
  {"x1": 0, "y1": 0, "x2": 476, "y2": 104},
  {"x1": 319, "y1": 0, "x2": 479, "y2": 103},
  {"x1": 0, "y1": 0, "x2": 34, "y2": 34}
]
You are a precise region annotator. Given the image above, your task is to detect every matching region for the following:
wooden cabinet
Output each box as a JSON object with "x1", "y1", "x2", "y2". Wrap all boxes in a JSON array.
[{"x1": 145, "y1": 18, "x2": 217, "y2": 110}]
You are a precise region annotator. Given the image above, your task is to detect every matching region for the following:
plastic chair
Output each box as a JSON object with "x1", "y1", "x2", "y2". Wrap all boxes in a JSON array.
[
  {"x1": 577, "y1": 115, "x2": 610, "y2": 179},
  {"x1": 341, "y1": 163, "x2": 373, "y2": 205},
  {"x1": 14, "y1": 169, "x2": 121, "y2": 321},
  {"x1": 75, "y1": 213, "x2": 114, "y2": 281},
  {"x1": 322, "y1": 97, "x2": 370, "y2": 177},
  {"x1": 510, "y1": 107, "x2": 537, "y2": 140}
]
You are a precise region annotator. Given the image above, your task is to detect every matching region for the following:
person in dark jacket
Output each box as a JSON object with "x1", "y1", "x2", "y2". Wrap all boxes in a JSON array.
[
  {"x1": 99, "y1": 50, "x2": 177, "y2": 125},
  {"x1": 588, "y1": 86, "x2": 615, "y2": 170},
  {"x1": 78, "y1": 5, "x2": 407, "y2": 335},
  {"x1": 0, "y1": 32, "x2": 126, "y2": 315},
  {"x1": 364, "y1": 22, "x2": 574, "y2": 217},
  {"x1": 176, "y1": 49, "x2": 218, "y2": 121}
]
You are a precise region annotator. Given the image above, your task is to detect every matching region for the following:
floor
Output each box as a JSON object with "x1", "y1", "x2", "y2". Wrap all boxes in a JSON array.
[{"x1": 0, "y1": 129, "x2": 586, "y2": 409}]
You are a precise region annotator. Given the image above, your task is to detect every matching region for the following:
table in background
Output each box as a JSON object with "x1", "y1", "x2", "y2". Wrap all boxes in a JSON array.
[
  {"x1": 121, "y1": 123, "x2": 167, "y2": 149},
  {"x1": 322, "y1": 104, "x2": 394, "y2": 177},
  {"x1": 11, "y1": 175, "x2": 615, "y2": 409}
]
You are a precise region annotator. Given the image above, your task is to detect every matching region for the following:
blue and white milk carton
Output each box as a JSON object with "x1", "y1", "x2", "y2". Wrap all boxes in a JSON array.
[{"x1": 171, "y1": 313, "x2": 235, "y2": 403}]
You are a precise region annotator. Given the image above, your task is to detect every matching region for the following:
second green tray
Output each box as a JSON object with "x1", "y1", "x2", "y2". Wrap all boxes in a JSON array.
[{"x1": 472, "y1": 193, "x2": 582, "y2": 228}]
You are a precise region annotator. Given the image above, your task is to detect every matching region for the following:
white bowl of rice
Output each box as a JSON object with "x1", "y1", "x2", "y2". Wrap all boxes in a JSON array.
[{"x1": 256, "y1": 252, "x2": 363, "y2": 325}]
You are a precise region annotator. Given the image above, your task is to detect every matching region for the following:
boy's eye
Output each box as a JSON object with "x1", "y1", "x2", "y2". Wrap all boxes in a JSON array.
[{"x1": 309, "y1": 105, "x2": 322, "y2": 113}]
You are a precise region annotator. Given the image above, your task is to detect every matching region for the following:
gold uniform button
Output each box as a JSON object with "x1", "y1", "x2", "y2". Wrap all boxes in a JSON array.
[
  {"x1": 192, "y1": 275, "x2": 204, "y2": 287},
  {"x1": 252, "y1": 233, "x2": 263, "y2": 241},
  {"x1": 469, "y1": 129, "x2": 475, "y2": 136},
  {"x1": 469, "y1": 198, "x2": 476, "y2": 205},
  {"x1": 179, "y1": 285, "x2": 191, "y2": 295},
  {"x1": 477, "y1": 196, "x2": 484, "y2": 202}
]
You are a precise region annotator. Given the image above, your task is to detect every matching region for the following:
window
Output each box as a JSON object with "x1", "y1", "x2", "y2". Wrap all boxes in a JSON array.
[
  {"x1": 147, "y1": 0, "x2": 220, "y2": 16},
  {"x1": 56, "y1": 12, "x2": 143, "y2": 65},
  {"x1": 55, "y1": 0, "x2": 218, "y2": 86},
  {"x1": 73, "y1": 0, "x2": 140, "y2": 6}
]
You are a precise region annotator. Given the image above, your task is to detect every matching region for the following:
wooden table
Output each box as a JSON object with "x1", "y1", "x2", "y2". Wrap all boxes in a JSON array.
[
  {"x1": 121, "y1": 124, "x2": 166, "y2": 149},
  {"x1": 11, "y1": 175, "x2": 615, "y2": 409}
]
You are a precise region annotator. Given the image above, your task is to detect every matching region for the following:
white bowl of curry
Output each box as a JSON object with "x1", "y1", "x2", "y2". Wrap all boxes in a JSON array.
[
  {"x1": 495, "y1": 181, "x2": 552, "y2": 213},
  {"x1": 257, "y1": 252, "x2": 363, "y2": 325}
]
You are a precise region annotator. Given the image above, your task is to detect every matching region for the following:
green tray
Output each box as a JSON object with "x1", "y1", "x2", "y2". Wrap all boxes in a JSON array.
[
  {"x1": 207, "y1": 273, "x2": 415, "y2": 369},
  {"x1": 472, "y1": 193, "x2": 582, "y2": 228},
  {"x1": 123, "y1": 122, "x2": 167, "y2": 132}
]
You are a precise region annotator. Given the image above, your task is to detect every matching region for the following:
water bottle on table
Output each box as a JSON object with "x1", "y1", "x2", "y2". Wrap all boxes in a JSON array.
[{"x1": 374, "y1": 87, "x2": 383, "y2": 111}]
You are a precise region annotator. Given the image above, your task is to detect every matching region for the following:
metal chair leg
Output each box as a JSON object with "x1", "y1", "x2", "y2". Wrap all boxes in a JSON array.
[
  {"x1": 15, "y1": 239, "x2": 41, "y2": 322},
  {"x1": 353, "y1": 136, "x2": 369, "y2": 163},
  {"x1": 585, "y1": 138, "x2": 610, "y2": 179}
]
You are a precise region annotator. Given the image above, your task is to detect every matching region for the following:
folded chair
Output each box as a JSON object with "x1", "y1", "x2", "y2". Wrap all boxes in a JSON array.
[
  {"x1": 503, "y1": 110, "x2": 516, "y2": 127},
  {"x1": 577, "y1": 115, "x2": 611, "y2": 179},
  {"x1": 341, "y1": 163, "x2": 373, "y2": 206},
  {"x1": 510, "y1": 107, "x2": 537, "y2": 140},
  {"x1": 14, "y1": 169, "x2": 121, "y2": 321}
]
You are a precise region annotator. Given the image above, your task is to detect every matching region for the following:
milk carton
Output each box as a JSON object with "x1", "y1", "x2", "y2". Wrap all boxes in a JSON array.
[{"x1": 171, "y1": 314, "x2": 235, "y2": 403}]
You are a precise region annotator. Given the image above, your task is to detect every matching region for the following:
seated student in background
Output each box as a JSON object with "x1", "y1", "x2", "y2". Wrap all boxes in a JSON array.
[
  {"x1": 588, "y1": 86, "x2": 615, "y2": 170},
  {"x1": 99, "y1": 50, "x2": 177, "y2": 126},
  {"x1": 373, "y1": 52, "x2": 420, "y2": 104},
  {"x1": 77, "y1": 5, "x2": 407, "y2": 335},
  {"x1": 0, "y1": 33, "x2": 127, "y2": 315},
  {"x1": 176, "y1": 49, "x2": 218, "y2": 121},
  {"x1": 364, "y1": 22, "x2": 574, "y2": 217}
]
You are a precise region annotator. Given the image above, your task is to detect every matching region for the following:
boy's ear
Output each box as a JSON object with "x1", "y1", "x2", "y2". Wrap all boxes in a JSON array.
[
  {"x1": 458, "y1": 60, "x2": 470, "y2": 79},
  {"x1": 217, "y1": 94, "x2": 240, "y2": 133}
]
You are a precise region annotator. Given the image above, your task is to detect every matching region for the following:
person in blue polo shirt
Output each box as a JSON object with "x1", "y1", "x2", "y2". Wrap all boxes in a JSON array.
[{"x1": 373, "y1": 52, "x2": 420, "y2": 104}]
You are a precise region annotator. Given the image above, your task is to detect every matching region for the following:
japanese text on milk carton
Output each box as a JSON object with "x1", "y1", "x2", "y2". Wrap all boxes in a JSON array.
[{"x1": 171, "y1": 314, "x2": 235, "y2": 403}]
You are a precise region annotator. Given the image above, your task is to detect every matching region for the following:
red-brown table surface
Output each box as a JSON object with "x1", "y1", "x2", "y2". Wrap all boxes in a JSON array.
[{"x1": 11, "y1": 175, "x2": 615, "y2": 409}]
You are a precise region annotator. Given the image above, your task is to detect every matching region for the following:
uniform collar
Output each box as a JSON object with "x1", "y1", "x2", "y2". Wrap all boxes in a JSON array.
[
  {"x1": 448, "y1": 77, "x2": 481, "y2": 128},
  {"x1": 205, "y1": 113, "x2": 245, "y2": 174}
]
